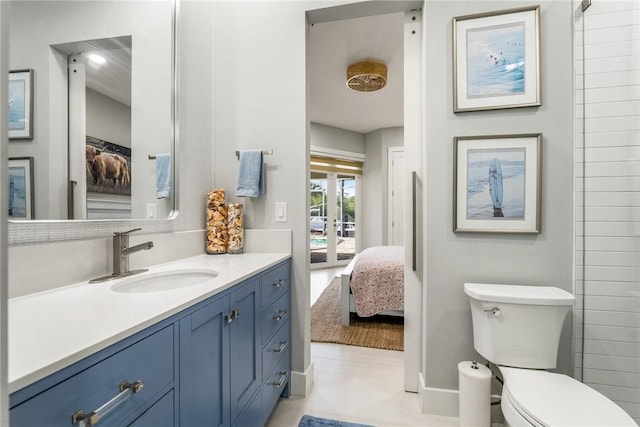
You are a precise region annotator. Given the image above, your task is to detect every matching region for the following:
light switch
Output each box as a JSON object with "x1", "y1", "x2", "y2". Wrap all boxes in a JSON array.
[{"x1": 275, "y1": 202, "x2": 287, "y2": 223}]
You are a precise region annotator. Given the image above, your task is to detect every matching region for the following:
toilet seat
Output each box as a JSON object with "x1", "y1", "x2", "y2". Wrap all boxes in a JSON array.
[{"x1": 499, "y1": 367, "x2": 637, "y2": 426}]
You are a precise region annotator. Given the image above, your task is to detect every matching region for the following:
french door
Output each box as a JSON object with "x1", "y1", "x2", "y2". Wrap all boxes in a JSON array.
[{"x1": 310, "y1": 171, "x2": 358, "y2": 268}]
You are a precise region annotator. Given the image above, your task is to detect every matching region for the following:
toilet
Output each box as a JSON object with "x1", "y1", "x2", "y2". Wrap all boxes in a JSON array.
[{"x1": 464, "y1": 283, "x2": 637, "y2": 427}]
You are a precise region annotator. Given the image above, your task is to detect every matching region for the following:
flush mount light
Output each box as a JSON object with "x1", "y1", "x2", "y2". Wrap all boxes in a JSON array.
[
  {"x1": 87, "y1": 53, "x2": 106, "y2": 66},
  {"x1": 346, "y1": 61, "x2": 387, "y2": 92}
]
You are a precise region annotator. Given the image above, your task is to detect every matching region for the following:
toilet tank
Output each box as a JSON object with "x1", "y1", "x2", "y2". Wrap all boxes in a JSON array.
[{"x1": 464, "y1": 283, "x2": 575, "y2": 369}]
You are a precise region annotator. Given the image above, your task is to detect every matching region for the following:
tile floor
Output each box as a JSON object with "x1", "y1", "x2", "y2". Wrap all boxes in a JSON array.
[{"x1": 265, "y1": 268, "x2": 459, "y2": 427}]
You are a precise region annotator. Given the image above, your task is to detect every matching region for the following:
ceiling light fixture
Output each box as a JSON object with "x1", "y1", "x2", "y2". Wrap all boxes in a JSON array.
[
  {"x1": 87, "y1": 53, "x2": 106, "y2": 66},
  {"x1": 346, "y1": 61, "x2": 387, "y2": 92}
]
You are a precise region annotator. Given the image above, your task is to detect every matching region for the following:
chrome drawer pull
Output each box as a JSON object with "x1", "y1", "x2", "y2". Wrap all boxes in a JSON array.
[
  {"x1": 72, "y1": 380, "x2": 144, "y2": 426},
  {"x1": 273, "y1": 309, "x2": 288, "y2": 321},
  {"x1": 271, "y1": 371, "x2": 288, "y2": 388},
  {"x1": 273, "y1": 340, "x2": 288, "y2": 353},
  {"x1": 273, "y1": 278, "x2": 286, "y2": 288}
]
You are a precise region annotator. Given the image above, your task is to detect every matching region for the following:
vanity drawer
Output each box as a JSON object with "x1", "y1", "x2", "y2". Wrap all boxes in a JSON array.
[
  {"x1": 11, "y1": 325, "x2": 174, "y2": 427},
  {"x1": 261, "y1": 261, "x2": 290, "y2": 309},
  {"x1": 262, "y1": 319, "x2": 290, "y2": 382},
  {"x1": 261, "y1": 291, "x2": 290, "y2": 344},
  {"x1": 262, "y1": 347, "x2": 290, "y2": 420}
]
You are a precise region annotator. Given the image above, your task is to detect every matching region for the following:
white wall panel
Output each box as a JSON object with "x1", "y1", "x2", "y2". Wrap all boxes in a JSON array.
[{"x1": 575, "y1": 6, "x2": 640, "y2": 419}]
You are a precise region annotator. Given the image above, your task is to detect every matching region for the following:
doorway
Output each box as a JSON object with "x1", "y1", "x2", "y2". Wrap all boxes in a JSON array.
[{"x1": 307, "y1": 0, "x2": 422, "y2": 396}]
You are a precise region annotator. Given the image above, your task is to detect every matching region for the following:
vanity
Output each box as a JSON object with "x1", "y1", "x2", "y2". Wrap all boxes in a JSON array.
[{"x1": 8, "y1": 253, "x2": 291, "y2": 427}]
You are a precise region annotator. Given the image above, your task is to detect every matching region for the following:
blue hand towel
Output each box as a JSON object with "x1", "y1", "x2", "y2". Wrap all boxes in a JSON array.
[
  {"x1": 236, "y1": 150, "x2": 265, "y2": 197},
  {"x1": 156, "y1": 153, "x2": 171, "y2": 199}
]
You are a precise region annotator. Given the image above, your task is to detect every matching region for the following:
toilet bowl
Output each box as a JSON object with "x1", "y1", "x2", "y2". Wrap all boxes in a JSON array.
[
  {"x1": 464, "y1": 283, "x2": 637, "y2": 427},
  {"x1": 498, "y1": 366, "x2": 636, "y2": 427}
]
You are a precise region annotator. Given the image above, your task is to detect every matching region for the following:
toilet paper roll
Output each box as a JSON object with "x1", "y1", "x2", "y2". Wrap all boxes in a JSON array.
[{"x1": 458, "y1": 361, "x2": 491, "y2": 427}]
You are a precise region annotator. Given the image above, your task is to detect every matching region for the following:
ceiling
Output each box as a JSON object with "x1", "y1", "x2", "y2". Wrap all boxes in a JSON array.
[{"x1": 308, "y1": 12, "x2": 405, "y2": 134}]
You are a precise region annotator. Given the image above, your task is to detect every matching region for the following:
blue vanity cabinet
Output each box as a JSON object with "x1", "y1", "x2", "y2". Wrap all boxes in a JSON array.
[
  {"x1": 10, "y1": 324, "x2": 175, "y2": 427},
  {"x1": 179, "y1": 296, "x2": 229, "y2": 427},
  {"x1": 260, "y1": 261, "x2": 291, "y2": 420},
  {"x1": 228, "y1": 277, "x2": 262, "y2": 424},
  {"x1": 9, "y1": 258, "x2": 291, "y2": 427},
  {"x1": 179, "y1": 276, "x2": 261, "y2": 427}
]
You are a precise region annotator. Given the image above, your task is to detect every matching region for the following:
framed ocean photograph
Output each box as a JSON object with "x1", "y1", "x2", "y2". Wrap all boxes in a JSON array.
[
  {"x1": 9, "y1": 69, "x2": 34, "y2": 140},
  {"x1": 453, "y1": 6, "x2": 540, "y2": 112},
  {"x1": 8, "y1": 157, "x2": 35, "y2": 220},
  {"x1": 454, "y1": 134, "x2": 542, "y2": 233}
]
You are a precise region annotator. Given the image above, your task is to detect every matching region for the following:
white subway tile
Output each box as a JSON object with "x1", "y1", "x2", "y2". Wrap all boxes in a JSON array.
[
  {"x1": 583, "y1": 353, "x2": 640, "y2": 373},
  {"x1": 585, "y1": 10, "x2": 640, "y2": 31},
  {"x1": 584, "y1": 311, "x2": 640, "y2": 330},
  {"x1": 584, "y1": 339, "x2": 640, "y2": 358},
  {"x1": 585, "y1": 295, "x2": 640, "y2": 313}
]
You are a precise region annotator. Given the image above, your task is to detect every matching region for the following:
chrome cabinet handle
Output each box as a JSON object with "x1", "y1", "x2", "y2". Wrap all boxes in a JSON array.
[
  {"x1": 273, "y1": 340, "x2": 288, "y2": 353},
  {"x1": 270, "y1": 371, "x2": 288, "y2": 388},
  {"x1": 72, "y1": 380, "x2": 144, "y2": 426},
  {"x1": 273, "y1": 278, "x2": 286, "y2": 288},
  {"x1": 273, "y1": 309, "x2": 287, "y2": 321}
]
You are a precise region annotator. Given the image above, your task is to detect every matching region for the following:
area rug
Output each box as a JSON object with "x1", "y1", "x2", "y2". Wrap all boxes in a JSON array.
[
  {"x1": 311, "y1": 277, "x2": 403, "y2": 351},
  {"x1": 298, "y1": 415, "x2": 374, "y2": 427}
]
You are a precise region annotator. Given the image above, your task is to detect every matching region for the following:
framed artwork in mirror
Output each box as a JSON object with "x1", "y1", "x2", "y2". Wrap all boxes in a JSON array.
[
  {"x1": 454, "y1": 134, "x2": 542, "y2": 234},
  {"x1": 86, "y1": 136, "x2": 132, "y2": 196},
  {"x1": 8, "y1": 157, "x2": 35, "y2": 219},
  {"x1": 453, "y1": 6, "x2": 540, "y2": 112},
  {"x1": 9, "y1": 69, "x2": 34, "y2": 139}
]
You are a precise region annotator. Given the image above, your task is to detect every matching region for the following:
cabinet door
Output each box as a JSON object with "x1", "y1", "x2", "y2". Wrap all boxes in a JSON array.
[
  {"x1": 229, "y1": 278, "x2": 261, "y2": 424},
  {"x1": 179, "y1": 297, "x2": 229, "y2": 427}
]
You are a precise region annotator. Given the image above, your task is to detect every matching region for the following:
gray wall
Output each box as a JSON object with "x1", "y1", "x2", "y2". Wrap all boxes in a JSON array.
[
  {"x1": 362, "y1": 127, "x2": 403, "y2": 248},
  {"x1": 86, "y1": 89, "x2": 131, "y2": 148},
  {"x1": 310, "y1": 122, "x2": 364, "y2": 154},
  {"x1": 423, "y1": 0, "x2": 574, "y2": 391}
]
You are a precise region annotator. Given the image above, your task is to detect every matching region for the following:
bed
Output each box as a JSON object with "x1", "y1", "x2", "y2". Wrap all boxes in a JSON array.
[{"x1": 340, "y1": 245, "x2": 404, "y2": 326}]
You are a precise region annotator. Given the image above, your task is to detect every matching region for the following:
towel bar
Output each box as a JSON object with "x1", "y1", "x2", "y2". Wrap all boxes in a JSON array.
[{"x1": 235, "y1": 150, "x2": 273, "y2": 159}]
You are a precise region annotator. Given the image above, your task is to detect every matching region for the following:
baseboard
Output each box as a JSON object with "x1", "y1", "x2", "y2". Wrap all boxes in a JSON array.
[
  {"x1": 418, "y1": 373, "x2": 459, "y2": 417},
  {"x1": 290, "y1": 360, "x2": 314, "y2": 397},
  {"x1": 419, "y1": 372, "x2": 503, "y2": 422}
]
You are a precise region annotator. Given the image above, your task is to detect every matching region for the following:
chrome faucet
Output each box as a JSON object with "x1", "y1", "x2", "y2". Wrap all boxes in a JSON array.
[{"x1": 90, "y1": 228, "x2": 154, "y2": 283}]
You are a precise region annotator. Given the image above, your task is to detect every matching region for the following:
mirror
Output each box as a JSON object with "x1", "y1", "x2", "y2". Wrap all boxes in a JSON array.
[{"x1": 7, "y1": 1, "x2": 177, "y2": 235}]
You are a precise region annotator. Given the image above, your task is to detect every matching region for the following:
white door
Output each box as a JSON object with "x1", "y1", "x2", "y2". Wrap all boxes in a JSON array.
[{"x1": 388, "y1": 147, "x2": 405, "y2": 245}]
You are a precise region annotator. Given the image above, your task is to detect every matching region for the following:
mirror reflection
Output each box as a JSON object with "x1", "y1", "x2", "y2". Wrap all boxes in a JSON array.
[{"x1": 8, "y1": 1, "x2": 175, "y2": 221}]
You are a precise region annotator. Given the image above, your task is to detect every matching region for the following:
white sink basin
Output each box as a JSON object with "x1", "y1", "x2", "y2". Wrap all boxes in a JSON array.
[{"x1": 111, "y1": 269, "x2": 219, "y2": 293}]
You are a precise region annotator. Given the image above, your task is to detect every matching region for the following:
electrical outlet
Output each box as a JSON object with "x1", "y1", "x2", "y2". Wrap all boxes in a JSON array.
[{"x1": 146, "y1": 203, "x2": 157, "y2": 219}]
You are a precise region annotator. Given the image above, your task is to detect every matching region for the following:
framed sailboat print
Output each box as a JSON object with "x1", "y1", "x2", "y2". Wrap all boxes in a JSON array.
[{"x1": 454, "y1": 134, "x2": 542, "y2": 233}]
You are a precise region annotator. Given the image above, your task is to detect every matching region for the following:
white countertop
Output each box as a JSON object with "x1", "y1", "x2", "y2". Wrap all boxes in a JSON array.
[{"x1": 8, "y1": 252, "x2": 290, "y2": 393}]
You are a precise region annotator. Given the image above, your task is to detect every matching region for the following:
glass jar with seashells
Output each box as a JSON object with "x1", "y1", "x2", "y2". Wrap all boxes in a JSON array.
[
  {"x1": 206, "y1": 189, "x2": 228, "y2": 254},
  {"x1": 228, "y1": 203, "x2": 244, "y2": 254}
]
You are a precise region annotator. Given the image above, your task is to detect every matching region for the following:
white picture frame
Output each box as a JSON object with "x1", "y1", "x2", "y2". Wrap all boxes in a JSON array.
[{"x1": 453, "y1": 6, "x2": 541, "y2": 112}]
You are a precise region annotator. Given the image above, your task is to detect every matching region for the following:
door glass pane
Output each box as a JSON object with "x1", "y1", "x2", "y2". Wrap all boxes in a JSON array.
[
  {"x1": 310, "y1": 172, "x2": 327, "y2": 264},
  {"x1": 336, "y1": 174, "x2": 356, "y2": 262}
]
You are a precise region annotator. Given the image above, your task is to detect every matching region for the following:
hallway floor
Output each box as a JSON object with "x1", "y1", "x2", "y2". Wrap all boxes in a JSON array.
[
  {"x1": 266, "y1": 343, "x2": 458, "y2": 427},
  {"x1": 267, "y1": 268, "x2": 458, "y2": 427}
]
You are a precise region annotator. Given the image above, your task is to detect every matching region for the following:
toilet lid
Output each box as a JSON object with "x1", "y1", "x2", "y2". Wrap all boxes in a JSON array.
[{"x1": 501, "y1": 367, "x2": 637, "y2": 427}]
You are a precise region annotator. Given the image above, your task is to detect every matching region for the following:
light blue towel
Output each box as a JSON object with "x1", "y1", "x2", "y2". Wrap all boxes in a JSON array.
[
  {"x1": 156, "y1": 153, "x2": 171, "y2": 199},
  {"x1": 236, "y1": 150, "x2": 266, "y2": 197}
]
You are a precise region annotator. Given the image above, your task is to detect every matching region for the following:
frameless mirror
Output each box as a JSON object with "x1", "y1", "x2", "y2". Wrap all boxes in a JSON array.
[{"x1": 7, "y1": 1, "x2": 177, "y2": 236}]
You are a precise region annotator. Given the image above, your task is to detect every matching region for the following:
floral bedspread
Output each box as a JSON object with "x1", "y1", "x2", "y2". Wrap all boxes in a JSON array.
[{"x1": 350, "y1": 246, "x2": 404, "y2": 317}]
